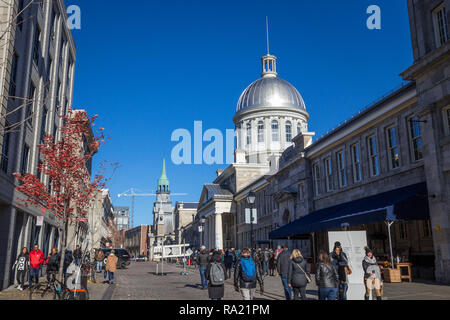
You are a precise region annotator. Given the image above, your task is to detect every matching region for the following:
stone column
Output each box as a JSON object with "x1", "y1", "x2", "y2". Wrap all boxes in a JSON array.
[{"x1": 214, "y1": 213, "x2": 223, "y2": 250}]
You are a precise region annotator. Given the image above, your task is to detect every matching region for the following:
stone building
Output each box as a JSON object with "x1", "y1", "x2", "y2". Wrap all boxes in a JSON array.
[
  {"x1": 0, "y1": 0, "x2": 76, "y2": 290},
  {"x1": 267, "y1": 0, "x2": 450, "y2": 282},
  {"x1": 198, "y1": 51, "x2": 308, "y2": 250},
  {"x1": 174, "y1": 201, "x2": 198, "y2": 245},
  {"x1": 125, "y1": 225, "x2": 150, "y2": 258},
  {"x1": 150, "y1": 159, "x2": 175, "y2": 246}
]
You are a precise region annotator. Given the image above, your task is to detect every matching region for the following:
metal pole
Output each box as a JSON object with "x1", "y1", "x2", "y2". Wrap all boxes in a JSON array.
[
  {"x1": 386, "y1": 221, "x2": 395, "y2": 269},
  {"x1": 250, "y1": 204, "x2": 254, "y2": 249}
]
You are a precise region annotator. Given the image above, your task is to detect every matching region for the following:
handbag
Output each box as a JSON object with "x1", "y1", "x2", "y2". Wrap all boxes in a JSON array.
[
  {"x1": 295, "y1": 263, "x2": 312, "y2": 284},
  {"x1": 345, "y1": 265, "x2": 352, "y2": 275}
]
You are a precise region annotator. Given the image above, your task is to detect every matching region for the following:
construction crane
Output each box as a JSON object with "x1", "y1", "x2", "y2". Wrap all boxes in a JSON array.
[{"x1": 117, "y1": 188, "x2": 187, "y2": 229}]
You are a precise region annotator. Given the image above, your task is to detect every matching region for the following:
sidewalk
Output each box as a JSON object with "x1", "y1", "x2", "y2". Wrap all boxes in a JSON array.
[
  {"x1": 179, "y1": 263, "x2": 450, "y2": 300},
  {"x1": 0, "y1": 276, "x2": 111, "y2": 300}
]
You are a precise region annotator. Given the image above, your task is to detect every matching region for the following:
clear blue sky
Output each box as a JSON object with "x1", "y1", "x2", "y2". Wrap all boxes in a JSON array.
[{"x1": 68, "y1": 0, "x2": 413, "y2": 227}]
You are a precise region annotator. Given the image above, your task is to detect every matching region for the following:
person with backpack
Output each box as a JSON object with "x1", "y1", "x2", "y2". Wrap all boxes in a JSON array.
[
  {"x1": 234, "y1": 248, "x2": 264, "y2": 300},
  {"x1": 277, "y1": 246, "x2": 292, "y2": 300},
  {"x1": 205, "y1": 251, "x2": 227, "y2": 300},
  {"x1": 315, "y1": 251, "x2": 339, "y2": 300},
  {"x1": 12, "y1": 247, "x2": 29, "y2": 291},
  {"x1": 288, "y1": 249, "x2": 311, "y2": 300},
  {"x1": 198, "y1": 246, "x2": 210, "y2": 290}
]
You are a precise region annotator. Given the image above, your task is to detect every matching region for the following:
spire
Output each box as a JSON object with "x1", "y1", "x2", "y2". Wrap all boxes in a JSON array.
[
  {"x1": 261, "y1": 17, "x2": 277, "y2": 78},
  {"x1": 157, "y1": 159, "x2": 170, "y2": 192}
]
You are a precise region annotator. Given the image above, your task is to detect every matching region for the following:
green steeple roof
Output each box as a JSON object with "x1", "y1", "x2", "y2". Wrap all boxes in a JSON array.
[{"x1": 157, "y1": 159, "x2": 170, "y2": 192}]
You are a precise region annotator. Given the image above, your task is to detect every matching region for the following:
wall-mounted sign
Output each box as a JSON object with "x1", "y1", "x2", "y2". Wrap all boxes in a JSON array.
[{"x1": 36, "y1": 216, "x2": 44, "y2": 227}]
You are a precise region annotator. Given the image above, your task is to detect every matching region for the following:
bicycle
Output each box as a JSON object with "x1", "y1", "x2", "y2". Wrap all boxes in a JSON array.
[{"x1": 29, "y1": 273, "x2": 62, "y2": 300}]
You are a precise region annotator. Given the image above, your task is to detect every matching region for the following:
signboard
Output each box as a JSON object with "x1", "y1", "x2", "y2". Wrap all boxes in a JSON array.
[
  {"x1": 36, "y1": 216, "x2": 44, "y2": 227},
  {"x1": 153, "y1": 244, "x2": 191, "y2": 258},
  {"x1": 245, "y1": 208, "x2": 258, "y2": 224},
  {"x1": 328, "y1": 231, "x2": 367, "y2": 301},
  {"x1": 198, "y1": 226, "x2": 203, "y2": 233}
]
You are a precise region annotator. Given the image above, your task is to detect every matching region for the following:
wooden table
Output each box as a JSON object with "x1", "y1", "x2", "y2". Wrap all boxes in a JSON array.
[{"x1": 396, "y1": 263, "x2": 412, "y2": 282}]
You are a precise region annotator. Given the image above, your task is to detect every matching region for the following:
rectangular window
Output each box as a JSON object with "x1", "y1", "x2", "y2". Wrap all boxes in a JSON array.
[
  {"x1": 272, "y1": 121, "x2": 279, "y2": 142},
  {"x1": 325, "y1": 157, "x2": 333, "y2": 192},
  {"x1": 443, "y1": 107, "x2": 450, "y2": 136},
  {"x1": 422, "y1": 220, "x2": 432, "y2": 238},
  {"x1": 33, "y1": 26, "x2": 41, "y2": 65},
  {"x1": 40, "y1": 107, "x2": 48, "y2": 143},
  {"x1": 1, "y1": 124, "x2": 11, "y2": 173},
  {"x1": 286, "y1": 122, "x2": 292, "y2": 142},
  {"x1": 337, "y1": 151, "x2": 347, "y2": 188},
  {"x1": 313, "y1": 163, "x2": 320, "y2": 196},
  {"x1": 27, "y1": 83, "x2": 35, "y2": 126},
  {"x1": 298, "y1": 184, "x2": 304, "y2": 201},
  {"x1": 258, "y1": 122, "x2": 264, "y2": 143},
  {"x1": 246, "y1": 123, "x2": 251, "y2": 146},
  {"x1": 433, "y1": 3, "x2": 449, "y2": 48},
  {"x1": 21, "y1": 144, "x2": 30, "y2": 175},
  {"x1": 367, "y1": 135, "x2": 380, "y2": 176},
  {"x1": 408, "y1": 117, "x2": 423, "y2": 161},
  {"x1": 9, "y1": 52, "x2": 18, "y2": 98},
  {"x1": 399, "y1": 221, "x2": 408, "y2": 240},
  {"x1": 387, "y1": 126, "x2": 400, "y2": 169},
  {"x1": 351, "y1": 143, "x2": 362, "y2": 183}
]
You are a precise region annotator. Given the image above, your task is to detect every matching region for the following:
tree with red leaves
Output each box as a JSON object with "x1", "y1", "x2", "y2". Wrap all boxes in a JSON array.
[{"x1": 14, "y1": 107, "x2": 112, "y2": 283}]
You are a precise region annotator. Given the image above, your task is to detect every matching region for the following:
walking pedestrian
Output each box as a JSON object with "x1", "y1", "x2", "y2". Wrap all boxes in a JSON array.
[
  {"x1": 12, "y1": 247, "x2": 29, "y2": 291},
  {"x1": 206, "y1": 251, "x2": 227, "y2": 300},
  {"x1": 233, "y1": 248, "x2": 264, "y2": 300},
  {"x1": 363, "y1": 247, "x2": 383, "y2": 300},
  {"x1": 262, "y1": 248, "x2": 270, "y2": 276},
  {"x1": 268, "y1": 249, "x2": 276, "y2": 276},
  {"x1": 105, "y1": 249, "x2": 118, "y2": 284},
  {"x1": 198, "y1": 246, "x2": 210, "y2": 290},
  {"x1": 224, "y1": 249, "x2": 234, "y2": 279},
  {"x1": 45, "y1": 247, "x2": 60, "y2": 283},
  {"x1": 73, "y1": 245, "x2": 82, "y2": 266},
  {"x1": 95, "y1": 249, "x2": 105, "y2": 274},
  {"x1": 277, "y1": 246, "x2": 292, "y2": 300},
  {"x1": 315, "y1": 251, "x2": 339, "y2": 300},
  {"x1": 288, "y1": 249, "x2": 310, "y2": 300},
  {"x1": 29, "y1": 244, "x2": 45, "y2": 288},
  {"x1": 330, "y1": 242, "x2": 350, "y2": 300}
]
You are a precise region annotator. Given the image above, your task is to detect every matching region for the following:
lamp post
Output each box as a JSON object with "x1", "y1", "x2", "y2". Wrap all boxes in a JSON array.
[
  {"x1": 247, "y1": 191, "x2": 256, "y2": 249},
  {"x1": 180, "y1": 227, "x2": 189, "y2": 275},
  {"x1": 200, "y1": 218, "x2": 206, "y2": 247}
]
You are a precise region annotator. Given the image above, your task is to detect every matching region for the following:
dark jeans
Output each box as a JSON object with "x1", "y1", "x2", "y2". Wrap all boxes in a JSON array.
[
  {"x1": 263, "y1": 261, "x2": 269, "y2": 275},
  {"x1": 108, "y1": 271, "x2": 114, "y2": 282},
  {"x1": 200, "y1": 266, "x2": 207, "y2": 289},
  {"x1": 319, "y1": 287, "x2": 338, "y2": 300},
  {"x1": 225, "y1": 265, "x2": 232, "y2": 279},
  {"x1": 17, "y1": 270, "x2": 26, "y2": 287},
  {"x1": 29, "y1": 268, "x2": 40, "y2": 287},
  {"x1": 292, "y1": 286, "x2": 307, "y2": 300},
  {"x1": 280, "y1": 274, "x2": 292, "y2": 300},
  {"x1": 74, "y1": 258, "x2": 80, "y2": 266},
  {"x1": 339, "y1": 282, "x2": 348, "y2": 300}
]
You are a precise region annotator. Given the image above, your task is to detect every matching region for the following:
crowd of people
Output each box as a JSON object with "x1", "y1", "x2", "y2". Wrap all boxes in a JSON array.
[
  {"x1": 10, "y1": 243, "x2": 121, "y2": 291},
  {"x1": 187, "y1": 242, "x2": 384, "y2": 301}
]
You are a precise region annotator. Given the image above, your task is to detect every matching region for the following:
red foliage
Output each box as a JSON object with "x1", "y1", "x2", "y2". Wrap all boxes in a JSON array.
[{"x1": 14, "y1": 108, "x2": 111, "y2": 224}]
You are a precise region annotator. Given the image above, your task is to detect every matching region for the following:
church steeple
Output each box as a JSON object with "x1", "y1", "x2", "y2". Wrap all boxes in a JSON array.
[{"x1": 157, "y1": 159, "x2": 170, "y2": 192}]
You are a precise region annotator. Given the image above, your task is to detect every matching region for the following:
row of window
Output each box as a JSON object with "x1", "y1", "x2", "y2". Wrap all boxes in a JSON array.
[
  {"x1": 245, "y1": 120, "x2": 304, "y2": 145},
  {"x1": 312, "y1": 116, "x2": 423, "y2": 196}
]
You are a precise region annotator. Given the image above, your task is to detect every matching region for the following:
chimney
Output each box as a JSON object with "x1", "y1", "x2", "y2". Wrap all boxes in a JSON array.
[{"x1": 292, "y1": 132, "x2": 315, "y2": 150}]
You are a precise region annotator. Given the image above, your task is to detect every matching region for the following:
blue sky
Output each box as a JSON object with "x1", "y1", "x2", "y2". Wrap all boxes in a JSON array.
[{"x1": 67, "y1": 0, "x2": 413, "y2": 227}]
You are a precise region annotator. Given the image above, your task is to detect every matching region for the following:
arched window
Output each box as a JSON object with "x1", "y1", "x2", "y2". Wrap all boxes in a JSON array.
[
  {"x1": 246, "y1": 123, "x2": 252, "y2": 146},
  {"x1": 258, "y1": 121, "x2": 264, "y2": 143},
  {"x1": 286, "y1": 121, "x2": 292, "y2": 142},
  {"x1": 271, "y1": 120, "x2": 279, "y2": 142},
  {"x1": 297, "y1": 122, "x2": 302, "y2": 136}
]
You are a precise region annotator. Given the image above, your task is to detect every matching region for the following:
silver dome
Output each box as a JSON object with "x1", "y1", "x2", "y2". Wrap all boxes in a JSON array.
[{"x1": 236, "y1": 77, "x2": 306, "y2": 113}]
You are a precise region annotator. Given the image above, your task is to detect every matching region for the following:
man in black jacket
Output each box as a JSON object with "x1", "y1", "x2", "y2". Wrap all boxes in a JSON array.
[
  {"x1": 277, "y1": 246, "x2": 292, "y2": 300},
  {"x1": 197, "y1": 246, "x2": 210, "y2": 290},
  {"x1": 234, "y1": 248, "x2": 264, "y2": 300}
]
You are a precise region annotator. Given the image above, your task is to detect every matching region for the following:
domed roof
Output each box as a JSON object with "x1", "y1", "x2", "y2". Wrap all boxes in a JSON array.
[{"x1": 236, "y1": 77, "x2": 306, "y2": 113}]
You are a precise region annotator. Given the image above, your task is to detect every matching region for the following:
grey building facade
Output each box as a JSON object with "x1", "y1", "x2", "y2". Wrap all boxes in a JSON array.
[
  {"x1": 0, "y1": 0, "x2": 76, "y2": 290},
  {"x1": 114, "y1": 206, "x2": 130, "y2": 231}
]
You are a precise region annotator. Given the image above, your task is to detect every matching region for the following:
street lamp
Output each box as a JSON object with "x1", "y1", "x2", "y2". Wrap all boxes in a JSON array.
[
  {"x1": 247, "y1": 191, "x2": 256, "y2": 250},
  {"x1": 200, "y1": 218, "x2": 206, "y2": 248}
]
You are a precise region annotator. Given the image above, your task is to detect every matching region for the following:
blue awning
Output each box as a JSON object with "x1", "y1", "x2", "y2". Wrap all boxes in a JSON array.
[{"x1": 269, "y1": 182, "x2": 429, "y2": 240}]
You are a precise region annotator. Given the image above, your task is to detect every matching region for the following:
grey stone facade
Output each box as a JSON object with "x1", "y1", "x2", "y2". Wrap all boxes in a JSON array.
[{"x1": 0, "y1": 0, "x2": 76, "y2": 290}]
